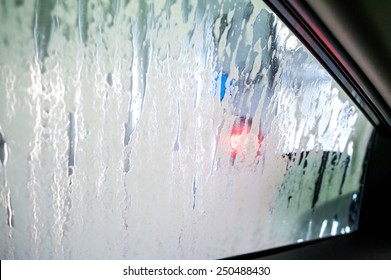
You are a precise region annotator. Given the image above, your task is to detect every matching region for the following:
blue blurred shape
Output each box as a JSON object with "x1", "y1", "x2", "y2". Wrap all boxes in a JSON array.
[{"x1": 214, "y1": 72, "x2": 228, "y2": 101}]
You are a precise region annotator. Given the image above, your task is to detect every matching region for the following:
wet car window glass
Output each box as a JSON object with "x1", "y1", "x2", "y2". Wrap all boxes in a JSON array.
[{"x1": 0, "y1": 0, "x2": 373, "y2": 259}]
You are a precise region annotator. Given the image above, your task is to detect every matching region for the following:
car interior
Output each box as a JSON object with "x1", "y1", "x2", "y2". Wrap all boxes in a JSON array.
[{"x1": 0, "y1": 0, "x2": 390, "y2": 260}]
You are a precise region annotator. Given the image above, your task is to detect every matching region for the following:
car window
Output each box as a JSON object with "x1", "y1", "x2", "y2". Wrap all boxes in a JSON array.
[{"x1": 0, "y1": 0, "x2": 373, "y2": 259}]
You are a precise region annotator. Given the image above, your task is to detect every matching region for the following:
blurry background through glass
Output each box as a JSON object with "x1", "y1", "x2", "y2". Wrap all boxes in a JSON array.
[{"x1": 0, "y1": 0, "x2": 373, "y2": 259}]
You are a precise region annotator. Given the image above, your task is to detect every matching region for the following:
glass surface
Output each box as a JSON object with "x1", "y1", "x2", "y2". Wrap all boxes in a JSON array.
[{"x1": 0, "y1": 0, "x2": 373, "y2": 259}]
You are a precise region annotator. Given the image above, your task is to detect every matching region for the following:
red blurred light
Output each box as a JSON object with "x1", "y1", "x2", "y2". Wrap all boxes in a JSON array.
[
  {"x1": 229, "y1": 118, "x2": 261, "y2": 160},
  {"x1": 230, "y1": 130, "x2": 247, "y2": 157},
  {"x1": 216, "y1": 117, "x2": 262, "y2": 163}
]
